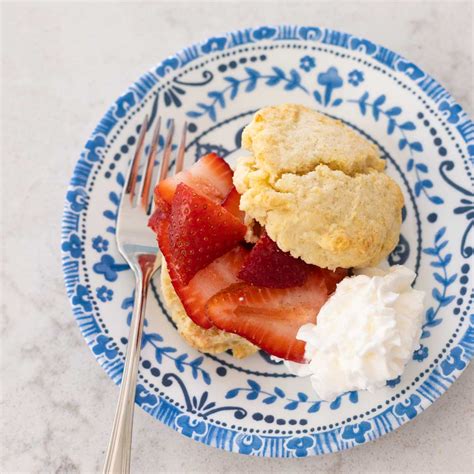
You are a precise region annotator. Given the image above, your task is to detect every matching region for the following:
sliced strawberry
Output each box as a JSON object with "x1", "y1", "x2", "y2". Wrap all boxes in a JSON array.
[
  {"x1": 155, "y1": 153, "x2": 233, "y2": 204},
  {"x1": 206, "y1": 271, "x2": 330, "y2": 362},
  {"x1": 238, "y1": 234, "x2": 312, "y2": 288},
  {"x1": 323, "y1": 267, "x2": 349, "y2": 294},
  {"x1": 148, "y1": 195, "x2": 170, "y2": 234},
  {"x1": 222, "y1": 187, "x2": 245, "y2": 223},
  {"x1": 177, "y1": 246, "x2": 250, "y2": 328},
  {"x1": 168, "y1": 183, "x2": 246, "y2": 285}
]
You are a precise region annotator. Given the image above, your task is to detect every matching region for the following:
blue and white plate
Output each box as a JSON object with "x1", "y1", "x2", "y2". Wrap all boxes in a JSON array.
[{"x1": 61, "y1": 26, "x2": 473, "y2": 457}]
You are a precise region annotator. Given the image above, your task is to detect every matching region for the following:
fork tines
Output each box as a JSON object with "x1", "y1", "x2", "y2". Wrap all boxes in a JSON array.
[{"x1": 124, "y1": 116, "x2": 187, "y2": 215}]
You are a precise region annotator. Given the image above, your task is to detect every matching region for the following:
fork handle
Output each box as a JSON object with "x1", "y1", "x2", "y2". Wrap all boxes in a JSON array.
[{"x1": 103, "y1": 258, "x2": 155, "y2": 474}]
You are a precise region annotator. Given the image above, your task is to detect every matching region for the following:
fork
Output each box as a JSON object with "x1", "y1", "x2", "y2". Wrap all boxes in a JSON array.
[{"x1": 103, "y1": 115, "x2": 187, "y2": 474}]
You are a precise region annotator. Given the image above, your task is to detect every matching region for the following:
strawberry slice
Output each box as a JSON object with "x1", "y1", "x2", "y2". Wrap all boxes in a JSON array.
[
  {"x1": 157, "y1": 209, "x2": 249, "y2": 328},
  {"x1": 177, "y1": 246, "x2": 250, "y2": 328},
  {"x1": 155, "y1": 153, "x2": 233, "y2": 205},
  {"x1": 238, "y1": 233, "x2": 312, "y2": 288},
  {"x1": 168, "y1": 183, "x2": 246, "y2": 285},
  {"x1": 206, "y1": 271, "x2": 331, "y2": 362},
  {"x1": 222, "y1": 187, "x2": 245, "y2": 223},
  {"x1": 323, "y1": 267, "x2": 349, "y2": 294}
]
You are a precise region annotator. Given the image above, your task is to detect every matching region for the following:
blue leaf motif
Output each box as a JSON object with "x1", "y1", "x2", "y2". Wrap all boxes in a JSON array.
[
  {"x1": 415, "y1": 163, "x2": 428, "y2": 173},
  {"x1": 103, "y1": 210, "x2": 116, "y2": 220},
  {"x1": 410, "y1": 142, "x2": 423, "y2": 152},
  {"x1": 435, "y1": 227, "x2": 446, "y2": 242},
  {"x1": 330, "y1": 396, "x2": 342, "y2": 410},
  {"x1": 373, "y1": 95, "x2": 386, "y2": 108},
  {"x1": 207, "y1": 91, "x2": 225, "y2": 107},
  {"x1": 332, "y1": 98, "x2": 343, "y2": 107},
  {"x1": 429, "y1": 195, "x2": 444, "y2": 204},
  {"x1": 297, "y1": 392, "x2": 308, "y2": 402},
  {"x1": 284, "y1": 401, "x2": 299, "y2": 410},
  {"x1": 272, "y1": 66, "x2": 286, "y2": 79},
  {"x1": 308, "y1": 402, "x2": 321, "y2": 413},
  {"x1": 313, "y1": 90, "x2": 322, "y2": 104},
  {"x1": 386, "y1": 106, "x2": 402, "y2": 116},
  {"x1": 274, "y1": 387, "x2": 285, "y2": 398},
  {"x1": 400, "y1": 121, "x2": 416, "y2": 130},
  {"x1": 399, "y1": 139, "x2": 408, "y2": 150},
  {"x1": 225, "y1": 389, "x2": 239, "y2": 399},
  {"x1": 247, "y1": 380, "x2": 261, "y2": 392},
  {"x1": 407, "y1": 158, "x2": 414, "y2": 171},
  {"x1": 246, "y1": 391, "x2": 259, "y2": 400},
  {"x1": 263, "y1": 395, "x2": 277, "y2": 404},
  {"x1": 387, "y1": 118, "x2": 396, "y2": 135}
]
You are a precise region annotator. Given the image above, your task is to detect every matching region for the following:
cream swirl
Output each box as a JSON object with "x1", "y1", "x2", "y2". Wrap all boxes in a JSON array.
[{"x1": 285, "y1": 265, "x2": 425, "y2": 401}]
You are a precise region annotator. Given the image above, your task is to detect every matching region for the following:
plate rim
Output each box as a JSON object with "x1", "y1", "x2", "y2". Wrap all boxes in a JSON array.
[{"x1": 61, "y1": 24, "x2": 473, "y2": 457}]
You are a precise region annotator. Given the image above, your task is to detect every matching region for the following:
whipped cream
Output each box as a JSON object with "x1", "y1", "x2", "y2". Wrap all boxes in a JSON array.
[{"x1": 285, "y1": 265, "x2": 425, "y2": 401}]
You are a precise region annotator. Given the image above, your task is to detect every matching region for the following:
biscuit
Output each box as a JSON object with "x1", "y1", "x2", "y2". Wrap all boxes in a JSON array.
[
  {"x1": 242, "y1": 103, "x2": 385, "y2": 179},
  {"x1": 160, "y1": 259, "x2": 258, "y2": 358},
  {"x1": 234, "y1": 104, "x2": 404, "y2": 269}
]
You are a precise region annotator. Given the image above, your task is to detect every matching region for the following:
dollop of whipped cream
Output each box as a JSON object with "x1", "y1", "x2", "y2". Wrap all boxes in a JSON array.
[{"x1": 285, "y1": 265, "x2": 425, "y2": 401}]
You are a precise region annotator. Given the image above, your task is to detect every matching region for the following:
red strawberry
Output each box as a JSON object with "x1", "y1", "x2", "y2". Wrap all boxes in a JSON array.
[
  {"x1": 206, "y1": 271, "x2": 331, "y2": 362},
  {"x1": 158, "y1": 207, "x2": 249, "y2": 328},
  {"x1": 177, "y1": 246, "x2": 250, "y2": 328},
  {"x1": 323, "y1": 267, "x2": 349, "y2": 294},
  {"x1": 155, "y1": 153, "x2": 233, "y2": 205},
  {"x1": 148, "y1": 195, "x2": 170, "y2": 234},
  {"x1": 222, "y1": 187, "x2": 245, "y2": 223},
  {"x1": 168, "y1": 183, "x2": 246, "y2": 285},
  {"x1": 238, "y1": 234, "x2": 312, "y2": 288}
]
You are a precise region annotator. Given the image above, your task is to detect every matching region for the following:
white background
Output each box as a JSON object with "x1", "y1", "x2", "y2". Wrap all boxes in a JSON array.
[{"x1": 1, "y1": 1, "x2": 473, "y2": 473}]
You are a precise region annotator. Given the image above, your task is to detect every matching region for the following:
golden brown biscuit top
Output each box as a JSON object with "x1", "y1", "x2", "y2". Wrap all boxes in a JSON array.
[{"x1": 242, "y1": 103, "x2": 385, "y2": 178}]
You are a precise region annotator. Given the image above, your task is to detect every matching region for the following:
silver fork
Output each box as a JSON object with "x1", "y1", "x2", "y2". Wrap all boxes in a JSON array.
[{"x1": 103, "y1": 115, "x2": 187, "y2": 474}]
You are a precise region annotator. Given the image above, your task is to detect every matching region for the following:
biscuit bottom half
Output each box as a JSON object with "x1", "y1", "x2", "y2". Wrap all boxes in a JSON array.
[{"x1": 160, "y1": 258, "x2": 258, "y2": 359}]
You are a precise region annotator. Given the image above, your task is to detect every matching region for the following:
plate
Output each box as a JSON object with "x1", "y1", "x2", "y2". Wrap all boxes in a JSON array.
[{"x1": 61, "y1": 25, "x2": 474, "y2": 457}]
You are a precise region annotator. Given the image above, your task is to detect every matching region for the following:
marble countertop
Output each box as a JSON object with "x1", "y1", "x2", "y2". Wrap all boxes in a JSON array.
[{"x1": 2, "y1": 2, "x2": 473, "y2": 473}]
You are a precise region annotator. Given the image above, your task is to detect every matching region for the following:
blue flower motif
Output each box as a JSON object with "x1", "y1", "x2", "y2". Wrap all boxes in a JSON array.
[
  {"x1": 252, "y1": 26, "x2": 277, "y2": 40},
  {"x1": 201, "y1": 36, "x2": 227, "y2": 54},
  {"x1": 84, "y1": 134, "x2": 106, "y2": 162},
  {"x1": 286, "y1": 435, "x2": 314, "y2": 457},
  {"x1": 92, "y1": 235, "x2": 109, "y2": 253},
  {"x1": 72, "y1": 284, "x2": 92, "y2": 312},
  {"x1": 348, "y1": 69, "x2": 364, "y2": 86},
  {"x1": 315, "y1": 67, "x2": 343, "y2": 106},
  {"x1": 62, "y1": 233, "x2": 82, "y2": 258},
  {"x1": 92, "y1": 335, "x2": 117, "y2": 360},
  {"x1": 135, "y1": 384, "x2": 158, "y2": 407},
  {"x1": 114, "y1": 92, "x2": 135, "y2": 118},
  {"x1": 93, "y1": 255, "x2": 129, "y2": 282},
  {"x1": 386, "y1": 376, "x2": 401, "y2": 387},
  {"x1": 175, "y1": 414, "x2": 207, "y2": 439},
  {"x1": 66, "y1": 188, "x2": 87, "y2": 212},
  {"x1": 235, "y1": 434, "x2": 263, "y2": 455},
  {"x1": 341, "y1": 421, "x2": 372, "y2": 444},
  {"x1": 394, "y1": 394, "x2": 421, "y2": 420},
  {"x1": 413, "y1": 344, "x2": 428, "y2": 362},
  {"x1": 299, "y1": 55, "x2": 316, "y2": 72},
  {"x1": 96, "y1": 285, "x2": 113, "y2": 302},
  {"x1": 439, "y1": 101, "x2": 462, "y2": 124},
  {"x1": 441, "y1": 347, "x2": 466, "y2": 376},
  {"x1": 155, "y1": 57, "x2": 180, "y2": 77}
]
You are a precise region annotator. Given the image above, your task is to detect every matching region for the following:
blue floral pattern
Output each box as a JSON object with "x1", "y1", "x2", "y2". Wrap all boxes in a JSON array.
[
  {"x1": 61, "y1": 25, "x2": 473, "y2": 458},
  {"x1": 96, "y1": 285, "x2": 113, "y2": 302},
  {"x1": 299, "y1": 55, "x2": 316, "y2": 72},
  {"x1": 348, "y1": 69, "x2": 364, "y2": 86}
]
